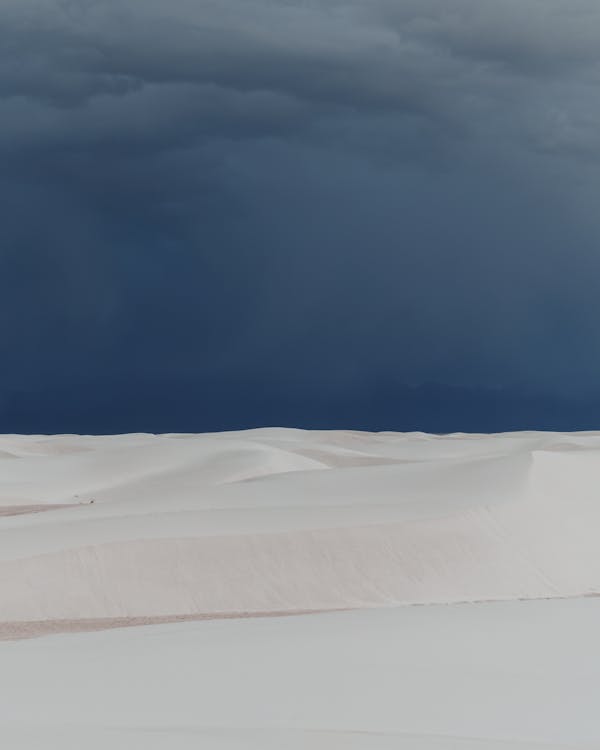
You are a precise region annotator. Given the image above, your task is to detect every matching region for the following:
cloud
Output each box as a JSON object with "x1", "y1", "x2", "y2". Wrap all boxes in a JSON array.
[
  {"x1": 4, "y1": 0, "x2": 600, "y2": 155},
  {"x1": 2, "y1": 0, "x2": 600, "y2": 430}
]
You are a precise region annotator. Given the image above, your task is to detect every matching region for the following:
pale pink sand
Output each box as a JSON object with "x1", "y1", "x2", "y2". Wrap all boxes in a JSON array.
[
  {"x1": 4, "y1": 594, "x2": 597, "y2": 642},
  {"x1": 0, "y1": 504, "x2": 71, "y2": 517},
  {"x1": 0, "y1": 608, "x2": 343, "y2": 641}
]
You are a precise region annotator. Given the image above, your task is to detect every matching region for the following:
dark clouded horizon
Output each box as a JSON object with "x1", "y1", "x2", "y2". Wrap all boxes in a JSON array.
[{"x1": 3, "y1": 0, "x2": 600, "y2": 433}]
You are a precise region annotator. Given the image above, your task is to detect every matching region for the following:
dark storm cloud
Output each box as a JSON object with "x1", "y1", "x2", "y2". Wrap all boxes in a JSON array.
[{"x1": 2, "y1": 0, "x2": 600, "y2": 431}]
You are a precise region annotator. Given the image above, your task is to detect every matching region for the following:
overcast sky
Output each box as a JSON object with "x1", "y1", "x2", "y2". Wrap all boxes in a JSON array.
[{"x1": 3, "y1": 0, "x2": 600, "y2": 432}]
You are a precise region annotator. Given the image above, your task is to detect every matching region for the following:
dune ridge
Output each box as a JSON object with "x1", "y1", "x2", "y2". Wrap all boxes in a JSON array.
[{"x1": 2, "y1": 429, "x2": 600, "y2": 627}]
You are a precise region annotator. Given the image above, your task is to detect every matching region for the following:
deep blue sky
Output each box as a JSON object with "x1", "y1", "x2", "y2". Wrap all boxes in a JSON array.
[{"x1": 2, "y1": 0, "x2": 600, "y2": 434}]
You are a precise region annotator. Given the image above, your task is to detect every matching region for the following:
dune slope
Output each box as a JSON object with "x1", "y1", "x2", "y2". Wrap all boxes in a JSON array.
[{"x1": 1, "y1": 429, "x2": 600, "y2": 625}]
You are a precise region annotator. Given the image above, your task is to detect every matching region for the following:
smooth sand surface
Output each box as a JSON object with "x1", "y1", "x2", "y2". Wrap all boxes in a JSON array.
[
  {"x1": 2, "y1": 429, "x2": 600, "y2": 748},
  {"x1": 2, "y1": 598, "x2": 600, "y2": 749}
]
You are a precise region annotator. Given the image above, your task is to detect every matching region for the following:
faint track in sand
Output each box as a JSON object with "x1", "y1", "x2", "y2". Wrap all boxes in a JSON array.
[
  {"x1": 0, "y1": 504, "x2": 73, "y2": 517},
  {"x1": 0, "y1": 608, "x2": 347, "y2": 641},
  {"x1": 2, "y1": 593, "x2": 599, "y2": 641}
]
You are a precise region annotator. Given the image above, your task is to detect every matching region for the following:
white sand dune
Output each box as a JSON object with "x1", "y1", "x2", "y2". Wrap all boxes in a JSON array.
[
  {"x1": 1, "y1": 429, "x2": 600, "y2": 748},
  {"x1": 1, "y1": 429, "x2": 600, "y2": 621}
]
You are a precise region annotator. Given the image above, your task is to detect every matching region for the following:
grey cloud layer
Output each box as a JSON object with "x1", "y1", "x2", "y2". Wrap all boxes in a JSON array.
[
  {"x1": 3, "y1": 0, "x2": 600, "y2": 163},
  {"x1": 2, "y1": 0, "x2": 600, "y2": 400}
]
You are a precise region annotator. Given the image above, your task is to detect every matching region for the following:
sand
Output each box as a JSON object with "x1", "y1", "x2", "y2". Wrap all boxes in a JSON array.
[
  {"x1": 0, "y1": 608, "x2": 342, "y2": 640},
  {"x1": 0, "y1": 504, "x2": 72, "y2": 517},
  {"x1": 2, "y1": 598, "x2": 600, "y2": 749},
  {"x1": 1, "y1": 428, "x2": 600, "y2": 748}
]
